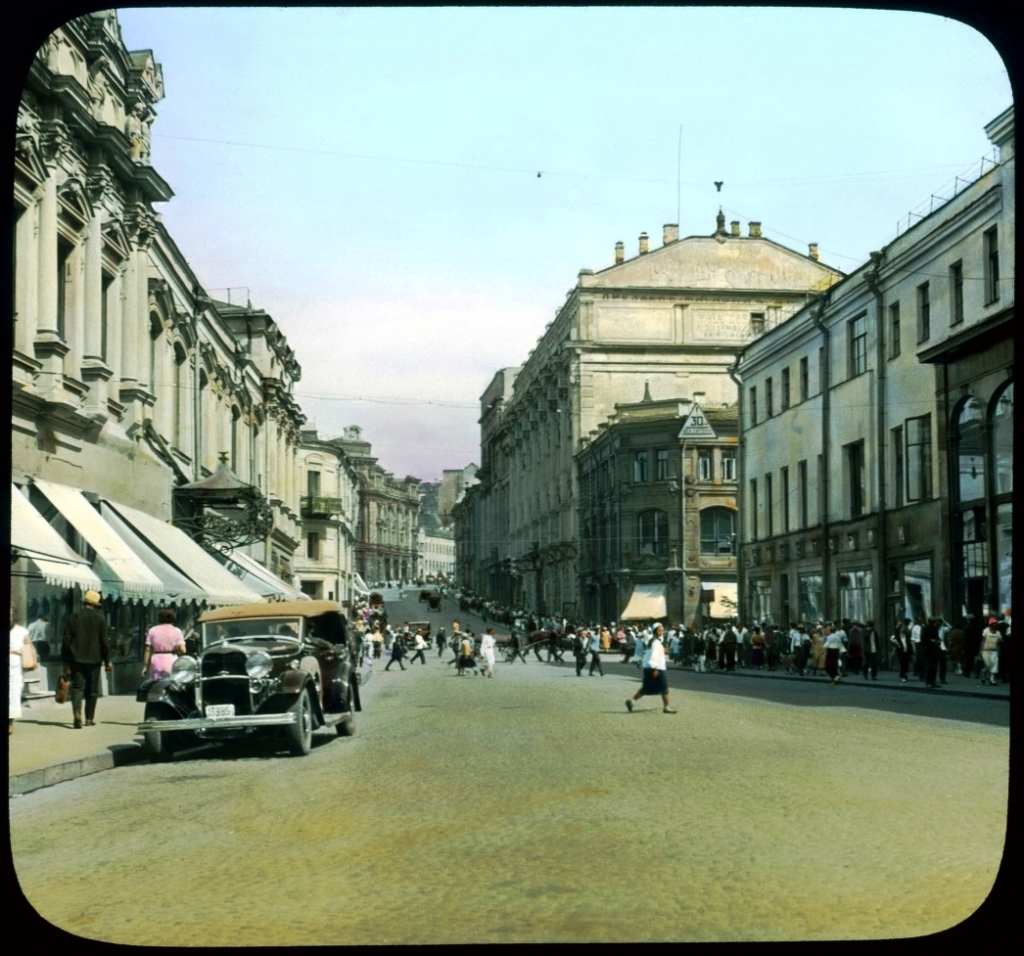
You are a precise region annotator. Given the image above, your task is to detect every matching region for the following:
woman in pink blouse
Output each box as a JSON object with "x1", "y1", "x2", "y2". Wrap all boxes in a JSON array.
[{"x1": 141, "y1": 608, "x2": 186, "y2": 679}]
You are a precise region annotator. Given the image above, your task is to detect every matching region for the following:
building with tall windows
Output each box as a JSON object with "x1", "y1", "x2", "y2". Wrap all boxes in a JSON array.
[
  {"x1": 456, "y1": 215, "x2": 842, "y2": 619},
  {"x1": 11, "y1": 11, "x2": 307, "y2": 686},
  {"x1": 737, "y1": 106, "x2": 1013, "y2": 630},
  {"x1": 576, "y1": 386, "x2": 739, "y2": 627},
  {"x1": 293, "y1": 428, "x2": 362, "y2": 606},
  {"x1": 334, "y1": 426, "x2": 421, "y2": 584}
]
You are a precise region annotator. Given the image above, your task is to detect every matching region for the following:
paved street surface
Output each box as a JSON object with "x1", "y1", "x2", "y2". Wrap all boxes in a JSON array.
[{"x1": 10, "y1": 592, "x2": 1009, "y2": 944}]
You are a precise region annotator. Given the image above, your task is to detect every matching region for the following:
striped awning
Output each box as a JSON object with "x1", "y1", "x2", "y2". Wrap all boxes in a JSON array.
[
  {"x1": 101, "y1": 500, "x2": 262, "y2": 607},
  {"x1": 10, "y1": 484, "x2": 103, "y2": 592},
  {"x1": 32, "y1": 479, "x2": 164, "y2": 602},
  {"x1": 215, "y1": 548, "x2": 310, "y2": 602}
]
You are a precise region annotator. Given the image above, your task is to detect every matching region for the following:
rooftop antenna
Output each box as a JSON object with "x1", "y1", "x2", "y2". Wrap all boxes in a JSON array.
[{"x1": 676, "y1": 125, "x2": 682, "y2": 225}]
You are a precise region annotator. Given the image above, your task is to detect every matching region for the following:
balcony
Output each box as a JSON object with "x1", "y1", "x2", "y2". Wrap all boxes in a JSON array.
[{"x1": 301, "y1": 495, "x2": 343, "y2": 518}]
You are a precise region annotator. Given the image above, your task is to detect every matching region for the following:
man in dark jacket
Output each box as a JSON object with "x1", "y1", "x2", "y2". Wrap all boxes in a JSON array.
[
  {"x1": 61, "y1": 590, "x2": 111, "y2": 729},
  {"x1": 922, "y1": 617, "x2": 943, "y2": 689}
]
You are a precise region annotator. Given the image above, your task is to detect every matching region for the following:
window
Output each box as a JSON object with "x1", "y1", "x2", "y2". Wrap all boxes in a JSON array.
[
  {"x1": 766, "y1": 377, "x2": 774, "y2": 417},
  {"x1": 781, "y1": 367, "x2": 791, "y2": 410},
  {"x1": 849, "y1": 313, "x2": 868, "y2": 377},
  {"x1": 307, "y1": 470, "x2": 321, "y2": 497},
  {"x1": 954, "y1": 399, "x2": 986, "y2": 502},
  {"x1": 750, "y1": 578, "x2": 772, "y2": 624},
  {"x1": 798, "y1": 459, "x2": 808, "y2": 529},
  {"x1": 889, "y1": 301, "x2": 901, "y2": 359},
  {"x1": 781, "y1": 466, "x2": 790, "y2": 532},
  {"x1": 798, "y1": 573, "x2": 823, "y2": 622},
  {"x1": 750, "y1": 312, "x2": 765, "y2": 335},
  {"x1": 750, "y1": 386, "x2": 758, "y2": 425},
  {"x1": 839, "y1": 570, "x2": 873, "y2": 623},
  {"x1": 637, "y1": 509, "x2": 669, "y2": 557},
  {"x1": 950, "y1": 260, "x2": 964, "y2": 325},
  {"x1": 306, "y1": 532, "x2": 321, "y2": 560},
  {"x1": 906, "y1": 414, "x2": 933, "y2": 501},
  {"x1": 633, "y1": 451, "x2": 648, "y2": 483},
  {"x1": 700, "y1": 507, "x2": 736, "y2": 555},
  {"x1": 656, "y1": 448, "x2": 671, "y2": 480},
  {"x1": 992, "y1": 382, "x2": 1013, "y2": 496},
  {"x1": 799, "y1": 356, "x2": 809, "y2": 401},
  {"x1": 750, "y1": 478, "x2": 758, "y2": 539},
  {"x1": 892, "y1": 425, "x2": 905, "y2": 508},
  {"x1": 721, "y1": 448, "x2": 737, "y2": 481},
  {"x1": 697, "y1": 448, "x2": 712, "y2": 481},
  {"x1": 846, "y1": 440, "x2": 866, "y2": 517},
  {"x1": 765, "y1": 472, "x2": 774, "y2": 537},
  {"x1": 917, "y1": 282, "x2": 930, "y2": 342},
  {"x1": 984, "y1": 227, "x2": 999, "y2": 304},
  {"x1": 56, "y1": 238, "x2": 74, "y2": 340}
]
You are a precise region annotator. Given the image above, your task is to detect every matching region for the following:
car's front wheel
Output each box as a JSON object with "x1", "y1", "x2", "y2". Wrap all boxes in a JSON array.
[{"x1": 285, "y1": 689, "x2": 313, "y2": 756}]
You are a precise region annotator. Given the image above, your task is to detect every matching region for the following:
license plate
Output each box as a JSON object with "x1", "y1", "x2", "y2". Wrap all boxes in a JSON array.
[{"x1": 206, "y1": 704, "x2": 235, "y2": 719}]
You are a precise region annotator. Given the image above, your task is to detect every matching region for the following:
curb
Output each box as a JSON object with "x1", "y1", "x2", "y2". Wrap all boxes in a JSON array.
[{"x1": 9, "y1": 743, "x2": 148, "y2": 798}]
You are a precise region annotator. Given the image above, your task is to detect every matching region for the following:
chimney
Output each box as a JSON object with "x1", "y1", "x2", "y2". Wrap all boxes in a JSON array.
[
  {"x1": 663, "y1": 223, "x2": 679, "y2": 245},
  {"x1": 639, "y1": 232, "x2": 649, "y2": 255},
  {"x1": 731, "y1": 221, "x2": 740, "y2": 237},
  {"x1": 614, "y1": 241, "x2": 624, "y2": 265},
  {"x1": 808, "y1": 242, "x2": 820, "y2": 261},
  {"x1": 749, "y1": 221, "x2": 762, "y2": 238}
]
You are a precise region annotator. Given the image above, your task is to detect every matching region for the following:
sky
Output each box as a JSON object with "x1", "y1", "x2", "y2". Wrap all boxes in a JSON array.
[{"x1": 100, "y1": 6, "x2": 1013, "y2": 481}]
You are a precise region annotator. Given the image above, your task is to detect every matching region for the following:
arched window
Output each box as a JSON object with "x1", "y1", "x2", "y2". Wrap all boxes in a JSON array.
[
  {"x1": 637, "y1": 509, "x2": 669, "y2": 557},
  {"x1": 172, "y1": 342, "x2": 187, "y2": 450},
  {"x1": 700, "y1": 507, "x2": 736, "y2": 555}
]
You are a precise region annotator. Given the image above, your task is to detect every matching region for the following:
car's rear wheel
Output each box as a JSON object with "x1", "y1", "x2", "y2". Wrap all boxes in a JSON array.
[
  {"x1": 285, "y1": 689, "x2": 313, "y2": 756},
  {"x1": 142, "y1": 702, "x2": 177, "y2": 762},
  {"x1": 336, "y1": 684, "x2": 356, "y2": 737}
]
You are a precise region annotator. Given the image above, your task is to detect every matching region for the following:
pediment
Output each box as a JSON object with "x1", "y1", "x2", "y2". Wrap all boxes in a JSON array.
[
  {"x1": 102, "y1": 219, "x2": 131, "y2": 263},
  {"x1": 584, "y1": 236, "x2": 843, "y2": 293}
]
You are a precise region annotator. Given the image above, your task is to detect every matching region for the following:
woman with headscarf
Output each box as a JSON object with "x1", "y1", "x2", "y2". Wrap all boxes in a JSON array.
[{"x1": 624, "y1": 623, "x2": 676, "y2": 714}]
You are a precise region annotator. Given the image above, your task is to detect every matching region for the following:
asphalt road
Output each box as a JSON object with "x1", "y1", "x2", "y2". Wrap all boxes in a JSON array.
[{"x1": 10, "y1": 591, "x2": 1009, "y2": 944}]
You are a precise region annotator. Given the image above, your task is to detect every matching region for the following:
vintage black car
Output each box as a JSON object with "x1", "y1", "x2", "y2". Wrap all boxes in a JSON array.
[{"x1": 137, "y1": 600, "x2": 362, "y2": 760}]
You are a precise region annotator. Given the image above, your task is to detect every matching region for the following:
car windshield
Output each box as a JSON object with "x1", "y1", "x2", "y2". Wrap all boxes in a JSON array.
[{"x1": 203, "y1": 617, "x2": 303, "y2": 647}]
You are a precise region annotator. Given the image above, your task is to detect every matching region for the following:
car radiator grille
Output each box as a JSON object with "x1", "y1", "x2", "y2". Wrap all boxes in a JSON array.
[{"x1": 201, "y1": 650, "x2": 254, "y2": 713}]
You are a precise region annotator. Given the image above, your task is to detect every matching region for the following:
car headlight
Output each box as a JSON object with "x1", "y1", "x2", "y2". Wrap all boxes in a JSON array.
[
  {"x1": 246, "y1": 650, "x2": 273, "y2": 679},
  {"x1": 171, "y1": 655, "x2": 198, "y2": 684}
]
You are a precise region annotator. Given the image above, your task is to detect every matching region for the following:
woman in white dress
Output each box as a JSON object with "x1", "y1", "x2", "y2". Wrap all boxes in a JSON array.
[{"x1": 10, "y1": 607, "x2": 33, "y2": 735}]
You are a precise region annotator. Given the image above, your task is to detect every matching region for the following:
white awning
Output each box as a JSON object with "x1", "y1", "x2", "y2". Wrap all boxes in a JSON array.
[
  {"x1": 102, "y1": 500, "x2": 263, "y2": 607},
  {"x1": 702, "y1": 581, "x2": 739, "y2": 620},
  {"x1": 620, "y1": 583, "x2": 668, "y2": 621},
  {"x1": 352, "y1": 572, "x2": 371, "y2": 596},
  {"x1": 10, "y1": 484, "x2": 103, "y2": 592},
  {"x1": 32, "y1": 479, "x2": 164, "y2": 602},
  {"x1": 215, "y1": 548, "x2": 310, "y2": 602}
]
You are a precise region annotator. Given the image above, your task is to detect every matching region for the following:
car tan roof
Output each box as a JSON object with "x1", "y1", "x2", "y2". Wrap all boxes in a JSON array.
[{"x1": 198, "y1": 600, "x2": 341, "y2": 623}]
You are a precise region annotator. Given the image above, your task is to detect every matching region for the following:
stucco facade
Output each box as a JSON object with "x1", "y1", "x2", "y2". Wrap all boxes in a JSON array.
[
  {"x1": 293, "y1": 429, "x2": 361, "y2": 606},
  {"x1": 737, "y1": 107, "x2": 1013, "y2": 630},
  {"x1": 457, "y1": 215, "x2": 842, "y2": 616},
  {"x1": 334, "y1": 427, "x2": 421, "y2": 584},
  {"x1": 11, "y1": 12, "x2": 305, "y2": 658}
]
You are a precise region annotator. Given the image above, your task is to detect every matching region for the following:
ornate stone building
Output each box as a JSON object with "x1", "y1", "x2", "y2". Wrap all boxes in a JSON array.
[
  {"x1": 737, "y1": 107, "x2": 1013, "y2": 630},
  {"x1": 576, "y1": 389, "x2": 738, "y2": 627},
  {"x1": 334, "y1": 427, "x2": 421, "y2": 584},
  {"x1": 11, "y1": 11, "x2": 306, "y2": 680},
  {"x1": 293, "y1": 428, "x2": 362, "y2": 606},
  {"x1": 457, "y1": 215, "x2": 842, "y2": 618}
]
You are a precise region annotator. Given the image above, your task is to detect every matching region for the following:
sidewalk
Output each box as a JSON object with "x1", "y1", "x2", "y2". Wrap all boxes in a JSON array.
[
  {"x1": 9, "y1": 693, "x2": 148, "y2": 797},
  {"x1": 9, "y1": 666, "x2": 1009, "y2": 797}
]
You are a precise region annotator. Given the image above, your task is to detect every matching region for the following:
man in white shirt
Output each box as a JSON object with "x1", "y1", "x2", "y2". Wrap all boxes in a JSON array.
[{"x1": 911, "y1": 616, "x2": 924, "y2": 680}]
